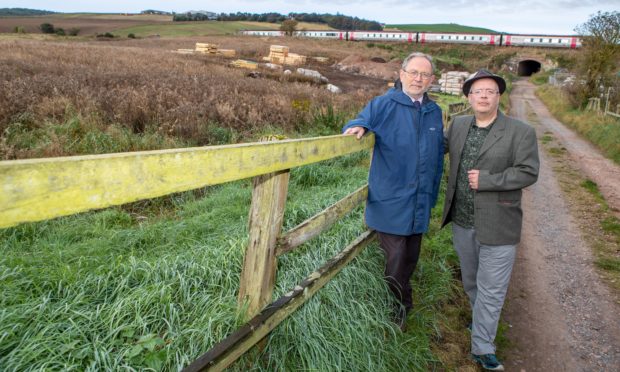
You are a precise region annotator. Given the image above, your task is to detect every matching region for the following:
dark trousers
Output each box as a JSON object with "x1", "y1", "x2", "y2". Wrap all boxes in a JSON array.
[{"x1": 377, "y1": 231, "x2": 423, "y2": 311}]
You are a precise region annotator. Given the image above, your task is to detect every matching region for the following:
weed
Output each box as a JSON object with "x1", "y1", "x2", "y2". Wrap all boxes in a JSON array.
[
  {"x1": 548, "y1": 147, "x2": 566, "y2": 156},
  {"x1": 595, "y1": 258, "x2": 620, "y2": 272},
  {"x1": 541, "y1": 134, "x2": 553, "y2": 144},
  {"x1": 601, "y1": 216, "x2": 620, "y2": 237},
  {"x1": 580, "y1": 179, "x2": 608, "y2": 207}
]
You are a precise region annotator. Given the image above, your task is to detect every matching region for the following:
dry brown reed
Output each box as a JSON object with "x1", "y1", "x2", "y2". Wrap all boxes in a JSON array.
[{"x1": 0, "y1": 36, "x2": 383, "y2": 159}]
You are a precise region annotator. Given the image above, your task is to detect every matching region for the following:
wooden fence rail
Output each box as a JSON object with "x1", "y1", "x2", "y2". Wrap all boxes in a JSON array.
[
  {"x1": 443, "y1": 102, "x2": 472, "y2": 124},
  {"x1": 0, "y1": 133, "x2": 376, "y2": 371},
  {"x1": 0, "y1": 134, "x2": 372, "y2": 229}
]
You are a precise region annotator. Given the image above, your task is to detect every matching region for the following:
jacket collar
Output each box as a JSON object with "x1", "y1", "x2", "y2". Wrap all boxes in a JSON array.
[
  {"x1": 390, "y1": 90, "x2": 437, "y2": 112},
  {"x1": 477, "y1": 111, "x2": 507, "y2": 158}
]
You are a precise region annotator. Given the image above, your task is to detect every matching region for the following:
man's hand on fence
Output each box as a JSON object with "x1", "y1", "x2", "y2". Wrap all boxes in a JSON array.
[{"x1": 344, "y1": 126, "x2": 366, "y2": 140}]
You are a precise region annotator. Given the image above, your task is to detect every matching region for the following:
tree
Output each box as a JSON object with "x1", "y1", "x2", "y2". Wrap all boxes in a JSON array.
[
  {"x1": 280, "y1": 19, "x2": 298, "y2": 36},
  {"x1": 573, "y1": 11, "x2": 620, "y2": 106}
]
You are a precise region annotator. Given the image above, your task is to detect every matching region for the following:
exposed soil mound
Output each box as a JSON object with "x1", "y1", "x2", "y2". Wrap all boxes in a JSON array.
[{"x1": 334, "y1": 54, "x2": 400, "y2": 81}]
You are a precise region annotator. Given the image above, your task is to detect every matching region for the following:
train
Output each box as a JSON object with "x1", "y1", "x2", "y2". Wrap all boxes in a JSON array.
[{"x1": 240, "y1": 30, "x2": 582, "y2": 49}]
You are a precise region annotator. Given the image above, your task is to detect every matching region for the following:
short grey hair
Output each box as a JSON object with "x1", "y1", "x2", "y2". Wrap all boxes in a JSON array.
[{"x1": 401, "y1": 52, "x2": 435, "y2": 73}]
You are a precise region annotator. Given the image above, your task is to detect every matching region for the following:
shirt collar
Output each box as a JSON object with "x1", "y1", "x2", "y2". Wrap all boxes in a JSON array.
[{"x1": 406, "y1": 94, "x2": 424, "y2": 106}]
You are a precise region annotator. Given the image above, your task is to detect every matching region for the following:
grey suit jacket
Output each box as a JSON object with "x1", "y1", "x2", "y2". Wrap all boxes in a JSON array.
[{"x1": 441, "y1": 111, "x2": 540, "y2": 245}]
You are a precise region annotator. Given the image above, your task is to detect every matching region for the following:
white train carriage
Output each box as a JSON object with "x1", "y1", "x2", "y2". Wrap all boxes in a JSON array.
[
  {"x1": 503, "y1": 34, "x2": 581, "y2": 48},
  {"x1": 295, "y1": 30, "x2": 345, "y2": 40},
  {"x1": 420, "y1": 32, "x2": 501, "y2": 45},
  {"x1": 348, "y1": 31, "x2": 416, "y2": 42},
  {"x1": 240, "y1": 30, "x2": 284, "y2": 37},
  {"x1": 239, "y1": 29, "x2": 582, "y2": 49}
]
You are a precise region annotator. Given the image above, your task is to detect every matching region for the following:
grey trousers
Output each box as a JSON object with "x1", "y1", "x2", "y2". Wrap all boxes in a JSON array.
[{"x1": 452, "y1": 223, "x2": 516, "y2": 355}]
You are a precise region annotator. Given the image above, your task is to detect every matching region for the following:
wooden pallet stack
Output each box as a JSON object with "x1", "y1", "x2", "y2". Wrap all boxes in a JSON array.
[
  {"x1": 438, "y1": 71, "x2": 470, "y2": 95},
  {"x1": 195, "y1": 43, "x2": 218, "y2": 54},
  {"x1": 194, "y1": 43, "x2": 236, "y2": 57},
  {"x1": 262, "y1": 45, "x2": 306, "y2": 65}
]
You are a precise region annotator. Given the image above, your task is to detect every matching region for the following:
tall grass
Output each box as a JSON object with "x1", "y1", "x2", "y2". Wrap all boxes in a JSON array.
[
  {"x1": 0, "y1": 37, "x2": 377, "y2": 160},
  {"x1": 536, "y1": 85, "x2": 620, "y2": 164},
  {"x1": 1, "y1": 152, "x2": 457, "y2": 371}
]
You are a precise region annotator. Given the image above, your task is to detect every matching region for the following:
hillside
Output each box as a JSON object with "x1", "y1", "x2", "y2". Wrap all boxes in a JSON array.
[
  {"x1": 0, "y1": 11, "x2": 501, "y2": 36},
  {"x1": 386, "y1": 23, "x2": 498, "y2": 33}
]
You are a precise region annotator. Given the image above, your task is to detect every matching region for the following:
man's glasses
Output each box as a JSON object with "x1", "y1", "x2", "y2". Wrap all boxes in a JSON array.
[
  {"x1": 402, "y1": 69, "x2": 433, "y2": 80},
  {"x1": 469, "y1": 89, "x2": 499, "y2": 96}
]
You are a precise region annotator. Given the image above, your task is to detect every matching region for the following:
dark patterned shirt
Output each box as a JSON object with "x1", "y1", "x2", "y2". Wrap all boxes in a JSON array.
[{"x1": 452, "y1": 118, "x2": 495, "y2": 228}]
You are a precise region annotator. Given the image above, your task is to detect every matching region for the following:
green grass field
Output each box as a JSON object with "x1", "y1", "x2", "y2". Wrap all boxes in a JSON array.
[{"x1": 113, "y1": 21, "x2": 279, "y2": 37}]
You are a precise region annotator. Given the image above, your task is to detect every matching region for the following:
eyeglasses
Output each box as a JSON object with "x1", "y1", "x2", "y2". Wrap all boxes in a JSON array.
[
  {"x1": 402, "y1": 69, "x2": 433, "y2": 80},
  {"x1": 469, "y1": 89, "x2": 499, "y2": 96}
]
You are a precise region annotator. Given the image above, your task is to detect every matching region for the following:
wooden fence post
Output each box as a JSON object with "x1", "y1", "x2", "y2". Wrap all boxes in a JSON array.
[{"x1": 238, "y1": 136, "x2": 290, "y2": 320}]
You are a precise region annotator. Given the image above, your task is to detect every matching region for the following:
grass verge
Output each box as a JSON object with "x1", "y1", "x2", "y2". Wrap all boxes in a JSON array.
[{"x1": 536, "y1": 85, "x2": 620, "y2": 164}]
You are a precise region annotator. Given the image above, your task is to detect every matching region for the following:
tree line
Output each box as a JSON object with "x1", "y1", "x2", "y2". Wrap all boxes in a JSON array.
[
  {"x1": 0, "y1": 8, "x2": 56, "y2": 16},
  {"x1": 173, "y1": 11, "x2": 383, "y2": 31}
]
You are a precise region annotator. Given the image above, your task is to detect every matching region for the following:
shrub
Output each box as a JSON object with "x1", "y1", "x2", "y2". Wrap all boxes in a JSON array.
[
  {"x1": 40, "y1": 23, "x2": 54, "y2": 34},
  {"x1": 55, "y1": 28, "x2": 66, "y2": 36},
  {"x1": 96, "y1": 32, "x2": 115, "y2": 38},
  {"x1": 12, "y1": 26, "x2": 25, "y2": 33},
  {"x1": 68, "y1": 28, "x2": 80, "y2": 36},
  {"x1": 128, "y1": 33, "x2": 136, "y2": 39}
]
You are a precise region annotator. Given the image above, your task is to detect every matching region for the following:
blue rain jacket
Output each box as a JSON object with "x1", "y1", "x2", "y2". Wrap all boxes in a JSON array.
[{"x1": 343, "y1": 89, "x2": 444, "y2": 235}]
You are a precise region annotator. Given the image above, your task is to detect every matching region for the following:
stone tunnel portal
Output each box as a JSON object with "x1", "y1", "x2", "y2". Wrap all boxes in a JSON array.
[{"x1": 518, "y1": 60, "x2": 542, "y2": 76}]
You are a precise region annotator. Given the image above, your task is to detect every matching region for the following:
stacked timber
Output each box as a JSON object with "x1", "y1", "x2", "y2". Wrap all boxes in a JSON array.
[
  {"x1": 262, "y1": 45, "x2": 307, "y2": 65},
  {"x1": 194, "y1": 43, "x2": 236, "y2": 57},
  {"x1": 218, "y1": 49, "x2": 236, "y2": 57},
  {"x1": 230, "y1": 59, "x2": 258, "y2": 70},
  {"x1": 438, "y1": 71, "x2": 470, "y2": 95},
  {"x1": 195, "y1": 43, "x2": 218, "y2": 54}
]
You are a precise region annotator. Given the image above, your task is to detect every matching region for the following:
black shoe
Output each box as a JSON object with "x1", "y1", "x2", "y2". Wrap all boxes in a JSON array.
[
  {"x1": 471, "y1": 353, "x2": 504, "y2": 371},
  {"x1": 392, "y1": 306, "x2": 409, "y2": 332}
]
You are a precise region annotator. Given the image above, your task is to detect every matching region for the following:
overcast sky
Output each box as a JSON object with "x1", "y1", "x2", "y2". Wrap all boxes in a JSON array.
[{"x1": 2, "y1": 1, "x2": 617, "y2": 34}]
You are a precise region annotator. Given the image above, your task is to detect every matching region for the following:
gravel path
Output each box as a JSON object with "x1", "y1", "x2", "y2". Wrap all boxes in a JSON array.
[{"x1": 502, "y1": 79, "x2": 620, "y2": 371}]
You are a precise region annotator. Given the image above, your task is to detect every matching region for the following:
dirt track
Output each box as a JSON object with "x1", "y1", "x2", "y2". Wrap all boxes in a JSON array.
[{"x1": 502, "y1": 80, "x2": 620, "y2": 371}]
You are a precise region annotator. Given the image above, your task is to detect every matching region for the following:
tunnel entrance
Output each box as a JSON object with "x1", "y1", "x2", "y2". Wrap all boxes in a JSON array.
[{"x1": 518, "y1": 60, "x2": 542, "y2": 76}]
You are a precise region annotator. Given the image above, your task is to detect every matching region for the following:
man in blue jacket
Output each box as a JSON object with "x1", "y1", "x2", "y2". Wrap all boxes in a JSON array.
[{"x1": 343, "y1": 52, "x2": 444, "y2": 330}]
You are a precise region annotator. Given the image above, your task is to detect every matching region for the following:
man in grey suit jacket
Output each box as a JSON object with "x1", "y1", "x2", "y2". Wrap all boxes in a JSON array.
[{"x1": 442, "y1": 70, "x2": 539, "y2": 371}]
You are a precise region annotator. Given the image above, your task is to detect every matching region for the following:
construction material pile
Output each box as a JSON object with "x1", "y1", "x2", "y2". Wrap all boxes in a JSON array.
[
  {"x1": 174, "y1": 43, "x2": 236, "y2": 57},
  {"x1": 230, "y1": 59, "x2": 258, "y2": 70},
  {"x1": 262, "y1": 45, "x2": 307, "y2": 65},
  {"x1": 438, "y1": 71, "x2": 470, "y2": 95},
  {"x1": 195, "y1": 43, "x2": 236, "y2": 57}
]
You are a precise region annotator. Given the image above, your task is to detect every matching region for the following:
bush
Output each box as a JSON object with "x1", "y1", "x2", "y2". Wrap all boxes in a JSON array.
[
  {"x1": 13, "y1": 26, "x2": 25, "y2": 33},
  {"x1": 96, "y1": 32, "x2": 115, "y2": 38},
  {"x1": 40, "y1": 23, "x2": 54, "y2": 34},
  {"x1": 68, "y1": 28, "x2": 80, "y2": 36},
  {"x1": 55, "y1": 28, "x2": 65, "y2": 36},
  {"x1": 127, "y1": 33, "x2": 136, "y2": 39}
]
